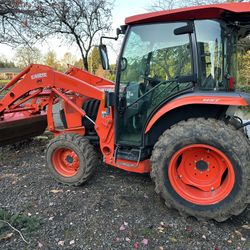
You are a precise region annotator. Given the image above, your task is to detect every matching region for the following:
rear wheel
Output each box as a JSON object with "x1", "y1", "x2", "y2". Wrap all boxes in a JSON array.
[
  {"x1": 151, "y1": 118, "x2": 250, "y2": 221},
  {"x1": 46, "y1": 133, "x2": 98, "y2": 186}
]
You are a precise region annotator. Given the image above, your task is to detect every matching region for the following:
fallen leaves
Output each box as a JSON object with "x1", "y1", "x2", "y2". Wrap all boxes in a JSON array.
[
  {"x1": 242, "y1": 224, "x2": 250, "y2": 230},
  {"x1": 235, "y1": 230, "x2": 242, "y2": 237},
  {"x1": 58, "y1": 240, "x2": 64, "y2": 246},
  {"x1": 38, "y1": 241, "x2": 43, "y2": 248},
  {"x1": 125, "y1": 237, "x2": 131, "y2": 242},
  {"x1": 0, "y1": 232, "x2": 13, "y2": 241},
  {"x1": 115, "y1": 237, "x2": 120, "y2": 242},
  {"x1": 133, "y1": 242, "x2": 140, "y2": 249},
  {"x1": 157, "y1": 222, "x2": 166, "y2": 233},
  {"x1": 234, "y1": 229, "x2": 247, "y2": 241},
  {"x1": 50, "y1": 189, "x2": 63, "y2": 194},
  {"x1": 119, "y1": 221, "x2": 128, "y2": 231},
  {"x1": 119, "y1": 224, "x2": 126, "y2": 231},
  {"x1": 141, "y1": 238, "x2": 149, "y2": 245},
  {"x1": 69, "y1": 240, "x2": 75, "y2": 245},
  {"x1": 117, "y1": 222, "x2": 149, "y2": 248},
  {"x1": 0, "y1": 219, "x2": 29, "y2": 244},
  {"x1": 202, "y1": 235, "x2": 207, "y2": 240},
  {"x1": 169, "y1": 236, "x2": 177, "y2": 243}
]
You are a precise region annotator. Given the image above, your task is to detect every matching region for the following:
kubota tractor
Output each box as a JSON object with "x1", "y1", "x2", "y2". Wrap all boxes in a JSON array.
[{"x1": 0, "y1": 3, "x2": 250, "y2": 221}]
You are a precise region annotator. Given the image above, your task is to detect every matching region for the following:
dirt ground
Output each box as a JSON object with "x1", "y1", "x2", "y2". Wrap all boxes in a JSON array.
[{"x1": 0, "y1": 136, "x2": 249, "y2": 250}]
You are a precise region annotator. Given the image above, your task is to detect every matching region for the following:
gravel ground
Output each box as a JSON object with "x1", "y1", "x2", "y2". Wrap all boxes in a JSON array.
[{"x1": 0, "y1": 136, "x2": 249, "y2": 250}]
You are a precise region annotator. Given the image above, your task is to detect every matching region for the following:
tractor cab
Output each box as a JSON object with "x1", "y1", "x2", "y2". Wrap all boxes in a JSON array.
[{"x1": 100, "y1": 4, "x2": 250, "y2": 148}]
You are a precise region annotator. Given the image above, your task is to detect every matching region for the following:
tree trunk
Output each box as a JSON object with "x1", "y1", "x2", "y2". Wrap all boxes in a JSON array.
[{"x1": 83, "y1": 57, "x2": 89, "y2": 71}]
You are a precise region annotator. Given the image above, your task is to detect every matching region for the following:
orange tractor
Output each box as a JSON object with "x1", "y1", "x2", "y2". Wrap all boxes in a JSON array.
[{"x1": 0, "y1": 3, "x2": 250, "y2": 221}]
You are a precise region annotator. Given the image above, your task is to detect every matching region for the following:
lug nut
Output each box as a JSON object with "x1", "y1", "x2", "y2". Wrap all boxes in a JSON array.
[
  {"x1": 211, "y1": 187, "x2": 214, "y2": 191},
  {"x1": 179, "y1": 175, "x2": 183, "y2": 178}
]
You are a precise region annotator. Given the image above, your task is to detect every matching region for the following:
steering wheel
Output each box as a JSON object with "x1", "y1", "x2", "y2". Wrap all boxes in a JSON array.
[{"x1": 140, "y1": 75, "x2": 160, "y2": 94}]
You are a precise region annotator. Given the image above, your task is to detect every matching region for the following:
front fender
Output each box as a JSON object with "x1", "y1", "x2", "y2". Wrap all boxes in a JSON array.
[{"x1": 145, "y1": 91, "x2": 249, "y2": 134}]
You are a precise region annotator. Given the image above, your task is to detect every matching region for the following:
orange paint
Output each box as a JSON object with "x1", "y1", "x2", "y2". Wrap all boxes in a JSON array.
[
  {"x1": 168, "y1": 144, "x2": 235, "y2": 205},
  {"x1": 145, "y1": 95, "x2": 248, "y2": 133}
]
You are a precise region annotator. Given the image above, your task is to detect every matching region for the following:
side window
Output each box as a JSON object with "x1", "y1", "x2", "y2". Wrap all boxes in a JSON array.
[
  {"x1": 149, "y1": 39, "x2": 192, "y2": 81},
  {"x1": 195, "y1": 20, "x2": 231, "y2": 90}
]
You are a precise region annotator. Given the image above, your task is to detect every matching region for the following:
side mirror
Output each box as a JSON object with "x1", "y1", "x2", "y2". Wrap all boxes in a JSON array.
[
  {"x1": 99, "y1": 44, "x2": 110, "y2": 70},
  {"x1": 116, "y1": 28, "x2": 122, "y2": 37}
]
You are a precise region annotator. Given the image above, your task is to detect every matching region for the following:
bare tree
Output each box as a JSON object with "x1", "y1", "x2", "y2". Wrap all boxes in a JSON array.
[
  {"x1": 0, "y1": 0, "x2": 38, "y2": 45},
  {"x1": 34, "y1": 0, "x2": 113, "y2": 70},
  {"x1": 15, "y1": 46, "x2": 42, "y2": 68},
  {"x1": 149, "y1": 0, "x2": 176, "y2": 11}
]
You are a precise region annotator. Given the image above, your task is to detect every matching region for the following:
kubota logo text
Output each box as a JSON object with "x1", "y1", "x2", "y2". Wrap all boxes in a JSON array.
[{"x1": 31, "y1": 73, "x2": 48, "y2": 80}]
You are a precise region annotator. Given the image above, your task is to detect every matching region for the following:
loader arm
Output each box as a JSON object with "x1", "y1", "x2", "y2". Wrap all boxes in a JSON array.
[
  {"x1": 0, "y1": 64, "x2": 104, "y2": 113},
  {"x1": 66, "y1": 66, "x2": 114, "y2": 87},
  {"x1": 0, "y1": 64, "x2": 112, "y2": 146}
]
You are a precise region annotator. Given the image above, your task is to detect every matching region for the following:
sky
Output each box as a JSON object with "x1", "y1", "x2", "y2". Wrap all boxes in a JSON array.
[{"x1": 0, "y1": 0, "x2": 151, "y2": 64}]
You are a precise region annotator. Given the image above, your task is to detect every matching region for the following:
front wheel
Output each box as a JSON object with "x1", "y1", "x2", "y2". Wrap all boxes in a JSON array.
[
  {"x1": 46, "y1": 133, "x2": 98, "y2": 186},
  {"x1": 151, "y1": 118, "x2": 250, "y2": 221}
]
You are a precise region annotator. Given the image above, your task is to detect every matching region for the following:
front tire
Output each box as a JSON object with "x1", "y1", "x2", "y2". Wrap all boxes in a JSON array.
[
  {"x1": 46, "y1": 133, "x2": 98, "y2": 186},
  {"x1": 151, "y1": 118, "x2": 250, "y2": 221}
]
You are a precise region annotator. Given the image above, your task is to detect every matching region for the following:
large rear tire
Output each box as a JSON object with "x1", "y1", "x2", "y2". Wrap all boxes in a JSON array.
[
  {"x1": 46, "y1": 133, "x2": 98, "y2": 186},
  {"x1": 151, "y1": 118, "x2": 250, "y2": 221}
]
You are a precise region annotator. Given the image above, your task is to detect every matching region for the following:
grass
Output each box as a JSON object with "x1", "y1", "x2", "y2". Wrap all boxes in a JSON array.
[{"x1": 0, "y1": 208, "x2": 41, "y2": 235}]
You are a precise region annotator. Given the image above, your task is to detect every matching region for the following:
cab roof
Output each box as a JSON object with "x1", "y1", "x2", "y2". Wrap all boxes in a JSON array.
[{"x1": 125, "y1": 3, "x2": 250, "y2": 25}]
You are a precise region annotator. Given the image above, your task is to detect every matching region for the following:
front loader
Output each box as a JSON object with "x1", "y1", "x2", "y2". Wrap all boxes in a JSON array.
[{"x1": 0, "y1": 2, "x2": 250, "y2": 221}]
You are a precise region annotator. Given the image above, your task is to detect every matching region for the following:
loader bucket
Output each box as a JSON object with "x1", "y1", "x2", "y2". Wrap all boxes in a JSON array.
[{"x1": 0, "y1": 112, "x2": 47, "y2": 146}]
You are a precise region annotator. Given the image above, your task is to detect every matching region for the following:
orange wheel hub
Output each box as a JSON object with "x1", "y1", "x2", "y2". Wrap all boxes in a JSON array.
[
  {"x1": 168, "y1": 144, "x2": 235, "y2": 205},
  {"x1": 52, "y1": 148, "x2": 80, "y2": 177}
]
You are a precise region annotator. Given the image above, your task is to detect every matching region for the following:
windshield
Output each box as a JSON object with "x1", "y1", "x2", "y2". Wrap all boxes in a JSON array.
[{"x1": 120, "y1": 22, "x2": 192, "y2": 87}]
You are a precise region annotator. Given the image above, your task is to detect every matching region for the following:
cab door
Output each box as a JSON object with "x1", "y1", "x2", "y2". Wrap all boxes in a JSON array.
[{"x1": 116, "y1": 22, "x2": 194, "y2": 146}]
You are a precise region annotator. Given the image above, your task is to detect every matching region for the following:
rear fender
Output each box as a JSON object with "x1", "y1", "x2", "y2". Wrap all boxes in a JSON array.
[{"x1": 145, "y1": 92, "x2": 249, "y2": 134}]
